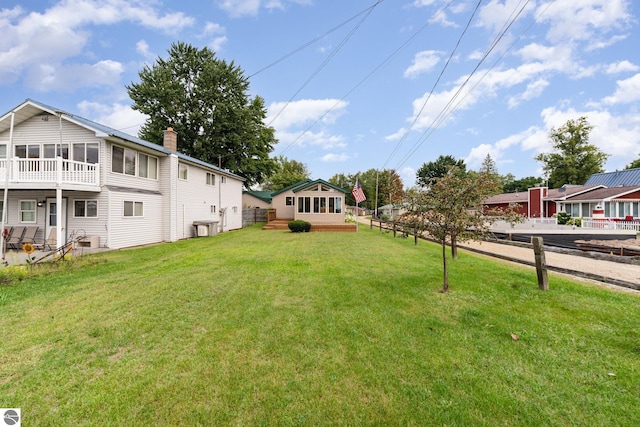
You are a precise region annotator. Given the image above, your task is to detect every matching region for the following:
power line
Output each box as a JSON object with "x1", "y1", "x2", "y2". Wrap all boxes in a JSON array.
[
  {"x1": 267, "y1": 0, "x2": 384, "y2": 129},
  {"x1": 382, "y1": 0, "x2": 474, "y2": 169},
  {"x1": 275, "y1": 0, "x2": 456, "y2": 157},
  {"x1": 393, "y1": 0, "x2": 544, "y2": 171},
  {"x1": 249, "y1": 1, "x2": 385, "y2": 78}
]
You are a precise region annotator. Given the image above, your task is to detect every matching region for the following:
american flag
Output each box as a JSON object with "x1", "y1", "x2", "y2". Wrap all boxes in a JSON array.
[{"x1": 352, "y1": 179, "x2": 366, "y2": 204}]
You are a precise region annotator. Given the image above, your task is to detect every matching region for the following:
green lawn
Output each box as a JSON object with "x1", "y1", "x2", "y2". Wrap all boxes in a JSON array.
[{"x1": 1, "y1": 225, "x2": 639, "y2": 426}]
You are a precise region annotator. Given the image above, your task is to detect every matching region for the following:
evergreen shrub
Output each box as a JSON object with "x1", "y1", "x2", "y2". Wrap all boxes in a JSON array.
[{"x1": 288, "y1": 220, "x2": 311, "y2": 233}]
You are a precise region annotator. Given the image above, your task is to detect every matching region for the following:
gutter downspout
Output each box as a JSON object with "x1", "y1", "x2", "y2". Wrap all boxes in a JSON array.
[{"x1": 1, "y1": 112, "x2": 15, "y2": 260}]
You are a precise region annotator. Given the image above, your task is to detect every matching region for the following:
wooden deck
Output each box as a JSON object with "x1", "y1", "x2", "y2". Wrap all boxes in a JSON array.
[{"x1": 262, "y1": 219, "x2": 356, "y2": 232}]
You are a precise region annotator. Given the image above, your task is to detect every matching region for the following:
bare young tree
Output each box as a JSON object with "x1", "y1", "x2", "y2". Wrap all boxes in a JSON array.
[{"x1": 402, "y1": 167, "x2": 500, "y2": 292}]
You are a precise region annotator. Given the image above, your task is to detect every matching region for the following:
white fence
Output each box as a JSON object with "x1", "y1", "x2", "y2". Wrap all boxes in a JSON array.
[
  {"x1": 581, "y1": 218, "x2": 640, "y2": 232},
  {"x1": 528, "y1": 218, "x2": 558, "y2": 225}
]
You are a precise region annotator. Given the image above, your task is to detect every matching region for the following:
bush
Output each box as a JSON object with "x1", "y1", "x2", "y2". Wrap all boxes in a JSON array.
[
  {"x1": 567, "y1": 217, "x2": 582, "y2": 227},
  {"x1": 288, "y1": 220, "x2": 311, "y2": 233},
  {"x1": 556, "y1": 212, "x2": 571, "y2": 225}
]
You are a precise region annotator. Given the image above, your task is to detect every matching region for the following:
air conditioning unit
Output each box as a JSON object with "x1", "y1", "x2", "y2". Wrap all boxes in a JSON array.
[{"x1": 197, "y1": 225, "x2": 209, "y2": 237}]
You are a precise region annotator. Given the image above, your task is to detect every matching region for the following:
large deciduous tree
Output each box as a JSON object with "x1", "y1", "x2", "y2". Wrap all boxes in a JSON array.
[
  {"x1": 416, "y1": 155, "x2": 466, "y2": 188},
  {"x1": 127, "y1": 42, "x2": 277, "y2": 188},
  {"x1": 625, "y1": 155, "x2": 640, "y2": 170},
  {"x1": 502, "y1": 175, "x2": 545, "y2": 193},
  {"x1": 535, "y1": 117, "x2": 609, "y2": 188},
  {"x1": 402, "y1": 167, "x2": 499, "y2": 292},
  {"x1": 262, "y1": 156, "x2": 310, "y2": 191}
]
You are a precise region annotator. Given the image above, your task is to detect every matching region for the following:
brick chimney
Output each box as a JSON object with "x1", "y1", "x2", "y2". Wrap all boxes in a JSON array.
[{"x1": 163, "y1": 127, "x2": 177, "y2": 152}]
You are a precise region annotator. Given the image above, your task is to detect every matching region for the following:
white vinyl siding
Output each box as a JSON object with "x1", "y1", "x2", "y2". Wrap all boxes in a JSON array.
[{"x1": 108, "y1": 190, "x2": 162, "y2": 249}]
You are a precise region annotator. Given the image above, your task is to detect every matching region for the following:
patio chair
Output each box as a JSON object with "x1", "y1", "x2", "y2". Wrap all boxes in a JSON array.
[
  {"x1": 20, "y1": 226, "x2": 39, "y2": 247},
  {"x1": 40, "y1": 227, "x2": 57, "y2": 251},
  {"x1": 6, "y1": 226, "x2": 26, "y2": 250}
]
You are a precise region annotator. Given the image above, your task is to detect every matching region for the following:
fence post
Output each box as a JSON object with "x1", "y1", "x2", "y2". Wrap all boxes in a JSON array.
[{"x1": 532, "y1": 236, "x2": 549, "y2": 291}]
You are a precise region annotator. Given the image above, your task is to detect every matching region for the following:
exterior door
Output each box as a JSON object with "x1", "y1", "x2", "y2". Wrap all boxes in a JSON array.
[{"x1": 46, "y1": 198, "x2": 67, "y2": 246}]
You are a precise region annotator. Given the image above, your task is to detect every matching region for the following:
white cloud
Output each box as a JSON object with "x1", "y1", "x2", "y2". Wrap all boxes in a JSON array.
[
  {"x1": 508, "y1": 79, "x2": 549, "y2": 108},
  {"x1": 77, "y1": 100, "x2": 148, "y2": 136},
  {"x1": 603, "y1": 73, "x2": 640, "y2": 105},
  {"x1": 400, "y1": 166, "x2": 416, "y2": 188},
  {"x1": 606, "y1": 60, "x2": 639, "y2": 75},
  {"x1": 465, "y1": 143, "x2": 496, "y2": 169},
  {"x1": 0, "y1": 1, "x2": 195, "y2": 90},
  {"x1": 267, "y1": 99, "x2": 348, "y2": 131},
  {"x1": 218, "y1": 0, "x2": 311, "y2": 17},
  {"x1": 404, "y1": 50, "x2": 441, "y2": 78},
  {"x1": 25, "y1": 60, "x2": 124, "y2": 92},
  {"x1": 537, "y1": 0, "x2": 631, "y2": 44},
  {"x1": 135, "y1": 40, "x2": 154, "y2": 61},
  {"x1": 477, "y1": 0, "x2": 535, "y2": 35},
  {"x1": 275, "y1": 130, "x2": 346, "y2": 151},
  {"x1": 320, "y1": 153, "x2": 350, "y2": 162}
]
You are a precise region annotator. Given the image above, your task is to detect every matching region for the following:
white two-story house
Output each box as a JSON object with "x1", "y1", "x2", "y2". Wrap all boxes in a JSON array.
[{"x1": 0, "y1": 99, "x2": 245, "y2": 250}]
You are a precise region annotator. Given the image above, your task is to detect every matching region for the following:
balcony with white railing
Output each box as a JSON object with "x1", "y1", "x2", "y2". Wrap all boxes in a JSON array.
[{"x1": 0, "y1": 157, "x2": 100, "y2": 187}]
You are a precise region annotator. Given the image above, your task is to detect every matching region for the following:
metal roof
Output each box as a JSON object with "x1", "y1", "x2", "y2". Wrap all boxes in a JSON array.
[
  {"x1": 584, "y1": 168, "x2": 640, "y2": 187},
  {"x1": 564, "y1": 186, "x2": 640, "y2": 201}
]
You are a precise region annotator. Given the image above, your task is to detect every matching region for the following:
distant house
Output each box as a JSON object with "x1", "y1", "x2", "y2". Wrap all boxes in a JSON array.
[
  {"x1": 242, "y1": 190, "x2": 272, "y2": 209},
  {"x1": 377, "y1": 203, "x2": 407, "y2": 219},
  {"x1": 0, "y1": 99, "x2": 245, "y2": 250},
  {"x1": 271, "y1": 179, "x2": 347, "y2": 223},
  {"x1": 250, "y1": 179, "x2": 354, "y2": 231},
  {"x1": 483, "y1": 168, "x2": 640, "y2": 220},
  {"x1": 561, "y1": 186, "x2": 640, "y2": 220}
]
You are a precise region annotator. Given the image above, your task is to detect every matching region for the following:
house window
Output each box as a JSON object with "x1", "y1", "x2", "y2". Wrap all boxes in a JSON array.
[
  {"x1": 0, "y1": 144, "x2": 6, "y2": 159},
  {"x1": 319, "y1": 197, "x2": 327, "y2": 213},
  {"x1": 112, "y1": 145, "x2": 136, "y2": 175},
  {"x1": 124, "y1": 201, "x2": 143, "y2": 217},
  {"x1": 221, "y1": 176, "x2": 227, "y2": 184},
  {"x1": 327, "y1": 197, "x2": 342, "y2": 213},
  {"x1": 138, "y1": 153, "x2": 158, "y2": 179},
  {"x1": 44, "y1": 144, "x2": 69, "y2": 159},
  {"x1": 74, "y1": 200, "x2": 98, "y2": 218},
  {"x1": 20, "y1": 200, "x2": 37, "y2": 223},
  {"x1": 179, "y1": 164, "x2": 188, "y2": 180},
  {"x1": 15, "y1": 144, "x2": 41, "y2": 159},
  {"x1": 313, "y1": 197, "x2": 320, "y2": 213},
  {"x1": 298, "y1": 197, "x2": 311, "y2": 213},
  {"x1": 233, "y1": 206, "x2": 238, "y2": 213},
  {"x1": 0, "y1": 200, "x2": 4, "y2": 222},
  {"x1": 73, "y1": 143, "x2": 99, "y2": 164},
  {"x1": 604, "y1": 202, "x2": 611, "y2": 217},
  {"x1": 286, "y1": 196, "x2": 294, "y2": 206},
  {"x1": 206, "y1": 173, "x2": 216, "y2": 186}
]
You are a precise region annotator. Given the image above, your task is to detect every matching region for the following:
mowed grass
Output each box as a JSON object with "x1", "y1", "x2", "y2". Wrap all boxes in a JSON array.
[{"x1": 1, "y1": 224, "x2": 639, "y2": 426}]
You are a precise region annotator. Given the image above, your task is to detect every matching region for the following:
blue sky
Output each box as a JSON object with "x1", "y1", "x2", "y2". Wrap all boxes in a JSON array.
[{"x1": 1, "y1": 0, "x2": 639, "y2": 188}]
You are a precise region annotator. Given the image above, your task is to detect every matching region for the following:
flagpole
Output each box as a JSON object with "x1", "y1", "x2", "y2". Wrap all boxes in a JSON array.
[{"x1": 355, "y1": 200, "x2": 359, "y2": 232}]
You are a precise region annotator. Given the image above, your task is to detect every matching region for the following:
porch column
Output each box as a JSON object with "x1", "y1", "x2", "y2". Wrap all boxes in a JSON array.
[{"x1": 56, "y1": 188, "x2": 63, "y2": 250}]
